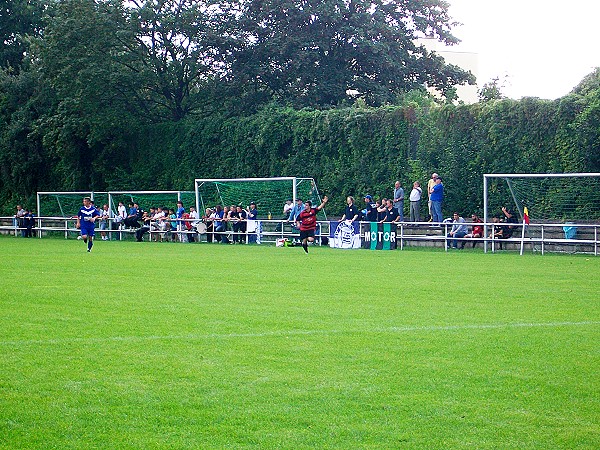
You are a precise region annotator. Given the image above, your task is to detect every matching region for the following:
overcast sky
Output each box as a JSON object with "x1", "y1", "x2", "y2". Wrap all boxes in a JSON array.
[{"x1": 446, "y1": 0, "x2": 600, "y2": 99}]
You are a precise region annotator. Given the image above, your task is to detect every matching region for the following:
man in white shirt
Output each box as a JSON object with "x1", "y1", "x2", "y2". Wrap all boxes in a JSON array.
[{"x1": 409, "y1": 181, "x2": 422, "y2": 222}]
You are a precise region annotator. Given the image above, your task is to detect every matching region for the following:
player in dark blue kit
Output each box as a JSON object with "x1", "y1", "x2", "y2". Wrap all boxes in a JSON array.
[{"x1": 76, "y1": 197, "x2": 100, "y2": 252}]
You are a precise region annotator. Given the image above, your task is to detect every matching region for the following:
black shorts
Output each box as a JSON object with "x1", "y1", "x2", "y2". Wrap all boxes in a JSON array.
[{"x1": 299, "y1": 229, "x2": 315, "y2": 240}]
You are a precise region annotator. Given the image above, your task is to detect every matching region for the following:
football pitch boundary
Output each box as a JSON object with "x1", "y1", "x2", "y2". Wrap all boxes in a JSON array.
[{"x1": 2, "y1": 320, "x2": 598, "y2": 347}]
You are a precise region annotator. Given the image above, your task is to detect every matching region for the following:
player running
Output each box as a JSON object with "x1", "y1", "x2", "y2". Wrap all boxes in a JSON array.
[
  {"x1": 76, "y1": 197, "x2": 100, "y2": 252},
  {"x1": 295, "y1": 196, "x2": 328, "y2": 253}
]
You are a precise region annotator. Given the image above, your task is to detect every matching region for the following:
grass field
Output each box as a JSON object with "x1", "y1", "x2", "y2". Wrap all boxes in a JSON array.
[{"x1": 0, "y1": 237, "x2": 599, "y2": 449}]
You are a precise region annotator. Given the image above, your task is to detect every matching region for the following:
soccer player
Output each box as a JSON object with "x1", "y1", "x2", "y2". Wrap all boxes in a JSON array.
[
  {"x1": 76, "y1": 197, "x2": 100, "y2": 252},
  {"x1": 295, "y1": 196, "x2": 328, "y2": 253}
]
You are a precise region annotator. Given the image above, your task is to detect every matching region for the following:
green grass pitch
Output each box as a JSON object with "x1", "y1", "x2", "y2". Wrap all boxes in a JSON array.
[{"x1": 0, "y1": 237, "x2": 599, "y2": 449}]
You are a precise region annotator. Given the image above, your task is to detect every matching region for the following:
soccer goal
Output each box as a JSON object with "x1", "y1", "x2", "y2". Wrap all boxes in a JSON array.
[
  {"x1": 194, "y1": 177, "x2": 327, "y2": 220},
  {"x1": 483, "y1": 173, "x2": 600, "y2": 224}
]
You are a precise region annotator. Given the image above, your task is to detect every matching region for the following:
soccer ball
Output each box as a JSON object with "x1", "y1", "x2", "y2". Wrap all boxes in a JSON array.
[{"x1": 77, "y1": 236, "x2": 83, "y2": 240}]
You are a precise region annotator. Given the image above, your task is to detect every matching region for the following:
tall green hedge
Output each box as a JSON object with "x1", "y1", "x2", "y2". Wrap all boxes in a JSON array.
[{"x1": 2, "y1": 85, "x2": 599, "y2": 218}]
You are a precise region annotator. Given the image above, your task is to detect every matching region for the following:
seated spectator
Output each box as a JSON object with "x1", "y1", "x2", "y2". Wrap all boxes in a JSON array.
[
  {"x1": 379, "y1": 199, "x2": 400, "y2": 223},
  {"x1": 167, "y1": 208, "x2": 177, "y2": 241},
  {"x1": 461, "y1": 213, "x2": 484, "y2": 248},
  {"x1": 135, "y1": 211, "x2": 152, "y2": 242},
  {"x1": 283, "y1": 199, "x2": 294, "y2": 219},
  {"x1": 447, "y1": 212, "x2": 468, "y2": 249},
  {"x1": 124, "y1": 202, "x2": 140, "y2": 228}
]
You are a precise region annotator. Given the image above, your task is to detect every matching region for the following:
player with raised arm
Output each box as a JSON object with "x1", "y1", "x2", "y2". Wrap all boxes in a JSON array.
[
  {"x1": 295, "y1": 196, "x2": 328, "y2": 253},
  {"x1": 76, "y1": 197, "x2": 100, "y2": 252}
]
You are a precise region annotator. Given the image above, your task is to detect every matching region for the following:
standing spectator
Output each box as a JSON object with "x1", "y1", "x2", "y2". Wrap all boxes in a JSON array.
[
  {"x1": 430, "y1": 176, "x2": 444, "y2": 224},
  {"x1": 247, "y1": 201, "x2": 259, "y2": 244},
  {"x1": 409, "y1": 181, "x2": 422, "y2": 222},
  {"x1": 185, "y1": 207, "x2": 199, "y2": 242},
  {"x1": 363, "y1": 195, "x2": 378, "y2": 222},
  {"x1": 76, "y1": 197, "x2": 100, "y2": 252},
  {"x1": 233, "y1": 205, "x2": 247, "y2": 243},
  {"x1": 295, "y1": 196, "x2": 328, "y2": 253},
  {"x1": 175, "y1": 201, "x2": 185, "y2": 242},
  {"x1": 99, "y1": 204, "x2": 111, "y2": 240},
  {"x1": 15, "y1": 204, "x2": 27, "y2": 236},
  {"x1": 447, "y1": 212, "x2": 468, "y2": 249},
  {"x1": 393, "y1": 181, "x2": 405, "y2": 222},
  {"x1": 376, "y1": 199, "x2": 387, "y2": 222},
  {"x1": 23, "y1": 209, "x2": 35, "y2": 238},
  {"x1": 427, "y1": 172, "x2": 439, "y2": 221},
  {"x1": 340, "y1": 196, "x2": 360, "y2": 222}
]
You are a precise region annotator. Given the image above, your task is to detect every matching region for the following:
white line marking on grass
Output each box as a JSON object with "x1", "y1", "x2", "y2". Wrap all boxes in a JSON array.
[{"x1": 1, "y1": 321, "x2": 599, "y2": 347}]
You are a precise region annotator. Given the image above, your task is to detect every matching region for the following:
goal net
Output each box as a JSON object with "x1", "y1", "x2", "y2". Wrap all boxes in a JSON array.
[
  {"x1": 195, "y1": 177, "x2": 327, "y2": 220},
  {"x1": 108, "y1": 191, "x2": 196, "y2": 215},
  {"x1": 483, "y1": 173, "x2": 600, "y2": 223},
  {"x1": 37, "y1": 191, "x2": 108, "y2": 217}
]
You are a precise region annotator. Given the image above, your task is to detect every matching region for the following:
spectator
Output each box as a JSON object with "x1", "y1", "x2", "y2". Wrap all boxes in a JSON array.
[
  {"x1": 124, "y1": 202, "x2": 139, "y2": 228},
  {"x1": 204, "y1": 208, "x2": 215, "y2": 243},
  {"x1": 99, "y1": 204, "x2": 111, "y2": 240},
  {"x1": 176, "y1": 201, "x2": 185, "y2": 242},
  {"x1": 233, "y1": 205, "x2": 247, "y2": 243},
  {"x1": 23, "y1": 208, "x2": 35, "y2": 238},
  {"x1": 135, "y1": 211, "x2": 152, "y2": 242},
  {"x1": 247, "y1": 201, "x2": 259, "y2": 244},
  {"x1": 501, "y1": 207, "x2": 518, "y2": 238},
  {"x1": 427, "y1": 172, "x2": 439, "y2": 221},
  {"x1": 288, "y1": 198, "x2": 305, "y2": 224},
  {"x1": 461, "y1": 213, "x2": 484, "y2": 248},
  {"x1": 113, "y1": 201, "x2": 127, "y2": 230},
  {"x1": 167, "y1": 208, "x2": 177, "y2": 241},
  {"x1": 188, "y1": 206, "x2": 200, "y2": 242},
  {"x1": 430, "y1": 176, "x2": 444, "y2": 224},
  {"x1": 379, "y1": 199, "x2": 401, "y2": 223},
  {"x1": 447, "y1": 212, "x2": 468, "y2": 249},
  {"x1": 214, "y1": 205, "x2": 229, "y2": 244},
  {"x1": 15, "y1": 204, "x2": 26, "y2": 236},
  {"x1": 376, "y1": 199, "x2": 387, "y2": 222},
  {"x1": 363, "y1": 195, "x2": 378, "y2": 222},
  {"x1": 393, "y1": 181, "x2": 405, "y2": 222},
  {"x1": 340, "y1": 196, "x2": 360, "y2": 222},
  {"x1": 283, "y1": 199, "x2": 294, "y2": 219},
  {"x1": 409, "y1": 181, "x2": 422, "y2": 222}
]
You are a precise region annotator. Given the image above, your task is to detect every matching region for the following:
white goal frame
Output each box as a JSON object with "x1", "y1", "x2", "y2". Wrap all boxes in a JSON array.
[
  {"x1": 483, "y1": 172, "x2": 600, "y2": 225},
  {"x1": 194, "y1": 177, "x2": 326, "y2": 219}
]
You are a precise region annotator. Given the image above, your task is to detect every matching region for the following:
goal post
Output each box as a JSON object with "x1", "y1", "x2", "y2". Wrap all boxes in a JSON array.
[{"x1": 194, "y1": 177, "x2": 327, "y2": 220}]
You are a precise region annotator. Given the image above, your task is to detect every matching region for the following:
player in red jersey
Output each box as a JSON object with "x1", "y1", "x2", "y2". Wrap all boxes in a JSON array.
[{"x1": 295, "y1": 196, "x2": 328, "y2": 253}]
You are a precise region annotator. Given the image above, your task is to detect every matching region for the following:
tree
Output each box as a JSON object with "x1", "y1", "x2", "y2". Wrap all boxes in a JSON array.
[
  {"x1": 0, "y1": 0, "x2": 47, "y2": 73},
  {"x1": 229, "y1": 0, "x2": 475, "y2": 108},
  {"x1": 478, "y1": 76, "x2": 507, "y2": 102}
]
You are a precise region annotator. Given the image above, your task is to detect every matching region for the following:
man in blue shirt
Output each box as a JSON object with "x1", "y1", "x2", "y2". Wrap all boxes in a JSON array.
[
  {"x1": 76, "y1": 197, "x2": 100, "y2": 252},
  {"x1": 430, "y1": 176, "x2": 444, "y2": 224}
]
